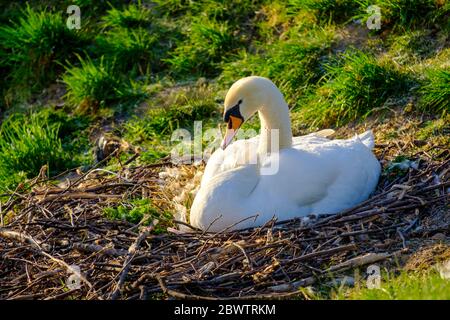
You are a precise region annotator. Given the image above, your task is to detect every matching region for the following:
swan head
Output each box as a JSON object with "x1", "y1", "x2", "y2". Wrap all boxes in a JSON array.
[{"x1": 221, "y1": 76, "x2": 278, "y2": 149}]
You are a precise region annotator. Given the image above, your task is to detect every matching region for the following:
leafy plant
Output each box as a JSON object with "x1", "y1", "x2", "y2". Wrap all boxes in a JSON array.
[
  {"x1": 0, "y1": 5, "x2": 88, "y2": 102},
  {"x1": 221, "y1": 27, "x2": 335, "y2": 107},
  {"x1": 95, "y1": 25, "x2": 176, "y2": 75},
  {"x1": 63, "y1": 56, "x2": 146, "y2": 111},
  {"x1": 103, "y1": 198, "x2": 172, "y2": 233},
  {"x1": 167, "y1": 18, "x2": 240, "y2": 77},
  {"x1": 101, "y1": 1, "x2": 153, "y2": 29},
  {"x1": 0, "y1": 112, "x2": 70, "y2": 191},
  {"x1": 419, "y1": 68, "x2": 450, "y2": 114},
  {"x1": 300, "y1": 50, "x2": 412, "y2": 126}
]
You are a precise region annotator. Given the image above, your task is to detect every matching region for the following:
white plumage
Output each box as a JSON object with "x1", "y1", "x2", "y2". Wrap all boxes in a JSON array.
[{"x1": 190, "y1": 76, "x2": 381, "y2": 232}]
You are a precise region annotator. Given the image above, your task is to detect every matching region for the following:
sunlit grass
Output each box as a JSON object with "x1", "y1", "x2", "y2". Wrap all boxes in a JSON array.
[
  {"x1": 0, "y1": 5, "x2": 89, "y2": 104},
  {"x1": 333, "y1": 269, "x2": 450, "y2": 300},
  {"x1": 123, "y1": 82, "x2": 221, "y2": 162},
  {"x1": 298, "y1": 50, "x2": 413, "y2": 127},
  {"x1": 0, "y1": 112, "x2": 70, "y2": 191},
  {"x1": 167, "y1": 18, "x2": 242, "y2": 77},
  {"x1": 63, "y1": 56, "x2": 146, "y2": 112},
  {"x1": 101, "y1": 1, "x2": 153, "y2": 29},
  {"x1": 104, "y1": 198, "x2": 172, "y2": 233},
  {"x1": 221, "y1": 26, "x2": 335, "y2": 107},
  {"x1": 419, "y1": 68, "x2": 450, "y2": 114}
]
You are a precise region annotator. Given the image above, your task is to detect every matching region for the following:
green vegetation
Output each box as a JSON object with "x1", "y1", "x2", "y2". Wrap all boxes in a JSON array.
[
  {"x1": 333, "y1": 269, "x2": 450, "y2": 300},
  {"x1": 300, "y1": 50, "x2": 413, "y2": 126},
  {"x1": 123, "y1": 82, "x2": 221, "y2": 162},
  {"x1": 100, "y1": 2, "x2": 153, "y2": 29},
  {"x1": 0, "y1": 112, "x2": 68, "y2": 191},
  {"x1": 419, "y1": 68, "x2": 450, "y2": 113},
  {"x1": 221, "y1": 26, "x2": 335, "y2": 106},
  {"x1": 63, "y1": 56, "x2": 146, "y2": 111},
  {"x1": 103, "y1": 198, "x2": 172, "y2": 233},
  {"x1": 0, "y1": 5, "x2": 88, "y2": 105},
  {"x1": 167, "y1": 18, "x2": 240, "y2": 77}
]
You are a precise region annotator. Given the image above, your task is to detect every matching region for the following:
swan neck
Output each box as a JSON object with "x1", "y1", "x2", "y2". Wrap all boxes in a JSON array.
[{"x1": 258, "y1": 95, "x2": 292, "y2": 154}]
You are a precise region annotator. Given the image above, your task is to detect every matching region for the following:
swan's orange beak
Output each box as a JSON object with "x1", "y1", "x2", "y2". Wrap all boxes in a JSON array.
[{"x1": 221, "y1": 115, "x2": 243, "y2": 150}]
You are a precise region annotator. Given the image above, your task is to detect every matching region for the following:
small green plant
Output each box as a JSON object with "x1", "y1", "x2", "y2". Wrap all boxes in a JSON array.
[
  {"x1": 63, "y1": 56, "x2": 146, "y2": 110},
  {"x1": 299, "y1": 50, "x2": 412, "y2": 127},
  {"x1": 167, "y1": 18, "x2": 240, "y2": 77},
  {"x1": 377, "y1": 0, "x2": 446, "y2": 29},
  {"x1": 419, "y1": 68, "x2": 450, "y2": 114},
  {"x1": 101, "y1": 1, "x2": 153, "y2": 29},
  {"x1": 221, "y1": 27, "x2": 334, "y2": 107},
  {"x1": 333, "y1": 269, "x2": 450, "y2": 300},
  {"x1": 0, "y1": 112, "x2": 70, "y2": 191},
  {"x1": 95, "y1": 26, "x2": 173, "y2": 75},
  {"x1": 0, "y1": 5, "x2": 88, "y2": 101},
  {"x1": 103, "y1": 198, "x2": 172, "y2": 233},
  {"x1": 288, "y1": 0, "x2": 363, "y2": 24},
  {"x1": 123, "y1": 83, "x2": 220, "y2": 162}
]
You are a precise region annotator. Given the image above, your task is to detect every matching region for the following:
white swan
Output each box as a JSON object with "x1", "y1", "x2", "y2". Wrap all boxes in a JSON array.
[{"x1": 190, "y1": 76, "x2": 381, "y2": 232}]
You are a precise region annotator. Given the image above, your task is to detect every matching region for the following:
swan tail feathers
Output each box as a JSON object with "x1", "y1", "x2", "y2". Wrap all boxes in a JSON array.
[{"x1": 357, "y1": 130, "x2": 375, "y2": 149}]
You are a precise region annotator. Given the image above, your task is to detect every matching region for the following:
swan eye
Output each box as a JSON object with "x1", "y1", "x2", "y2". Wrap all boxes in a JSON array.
[{"x1": 224, "y1": 99, "x2": 244, "y2": 122}]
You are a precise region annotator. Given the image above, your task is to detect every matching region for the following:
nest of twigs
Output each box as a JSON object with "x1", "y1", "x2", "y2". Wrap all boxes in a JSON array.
[{"x1": 0, "y1": 149, "x2": 449, "y2": 300}]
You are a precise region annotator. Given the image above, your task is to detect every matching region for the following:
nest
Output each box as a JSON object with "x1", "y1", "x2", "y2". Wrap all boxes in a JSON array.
[{"x1": 0, "y1": 150, "x2": 449, "y2": 300}]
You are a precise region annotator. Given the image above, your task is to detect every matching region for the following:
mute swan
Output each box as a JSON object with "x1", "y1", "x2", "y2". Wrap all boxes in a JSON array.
[{"x1": 190, "y1": 76, "x2": 381, "y2": 232}]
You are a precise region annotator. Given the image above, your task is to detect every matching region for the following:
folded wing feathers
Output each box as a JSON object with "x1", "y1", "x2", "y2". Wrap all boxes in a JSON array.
[{"x1": 357, "y1": 130, "x2": 375, "y2": 149}]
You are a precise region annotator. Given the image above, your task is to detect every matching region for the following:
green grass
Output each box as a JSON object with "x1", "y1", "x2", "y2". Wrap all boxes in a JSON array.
[
  {"x1": 122, "y1": 82, "x2": 221, "y2": 163},
  {"x1": 419, "y1": 68, "x2": 450, "y2": 114},
  {"x1": 221, "y1": 26, "x2": 335, "y2": 107},
  {"x1": 96, "y1": 2, "x2": 178, "y2": 75},
  {"x1": 101, "y1": 1, "x2": 153, "y2": 29},
  {"x1": 37, "y1": 108, "x2": 92, "y2": 165},
  {"x1": 0, "y1": 5, "x2": 89, "y2": 105},
  {"x1": 63, "y1": 56, "x2": 146, "y2": 112},
  {"x1": 373, "y1": 0, "x2": 448, "y2": 30},
  {"x1": 167, "y1": 17, "x2": 242, "y2": 77},
  {"x1": 298, "y1": 50, "x2": 413, "y2": 127},
  {"x1": 95, "y1": 27, "x2": 166, "y2": 76},
  {"x1": 0, "y1": 112, "x2": 70, "y2": 191},
  {"x1": 332, "y1": 269, "x2": 450, "y2": 300},
  {"x1": 288, "y1": 0, "x2": 364, "y2": 24},
  {"x1": 103, "y1": 198, "x2": 172, "y2": 233},
  {"x1": 417, "y1": 115, "x2": 450, "y2": 140}
]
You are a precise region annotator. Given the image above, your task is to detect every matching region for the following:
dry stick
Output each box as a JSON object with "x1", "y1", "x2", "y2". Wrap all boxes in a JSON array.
[
  {"x1": 0, "y1": 228, "x2": 44, "y2": 249},
  {"x1": 325, "y1": 249, "x2": 407, "y2": 273},
  {"x1": 282, "y1": 243, "x2": 358, "y2": 265},
  {"x1": 270, "y1": 250, "x2": 407, "y2": 293},
  {"x1": 44, "y1": 288, "x2": 80, "y2": 300},
  {"x1": 0, "y1": 228, "x2": 97, "y2": 296},
  {"x1": 72, "y1": 243, "x2": 128, "y2": 257},
  {"x1": 38, "y1": 192, "x2": 123, "y2": 204},
  {"x1": 110, "y1": 219, "x2": 158, "y2": 300},
  {"x1": 156, "y1": 275, "x2": 304, "y2": 300}
]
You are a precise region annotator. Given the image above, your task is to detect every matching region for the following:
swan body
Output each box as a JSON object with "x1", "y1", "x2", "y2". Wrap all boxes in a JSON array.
[{"x1": 190, "y1": 76, "x2": 381, "y2": 232}]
